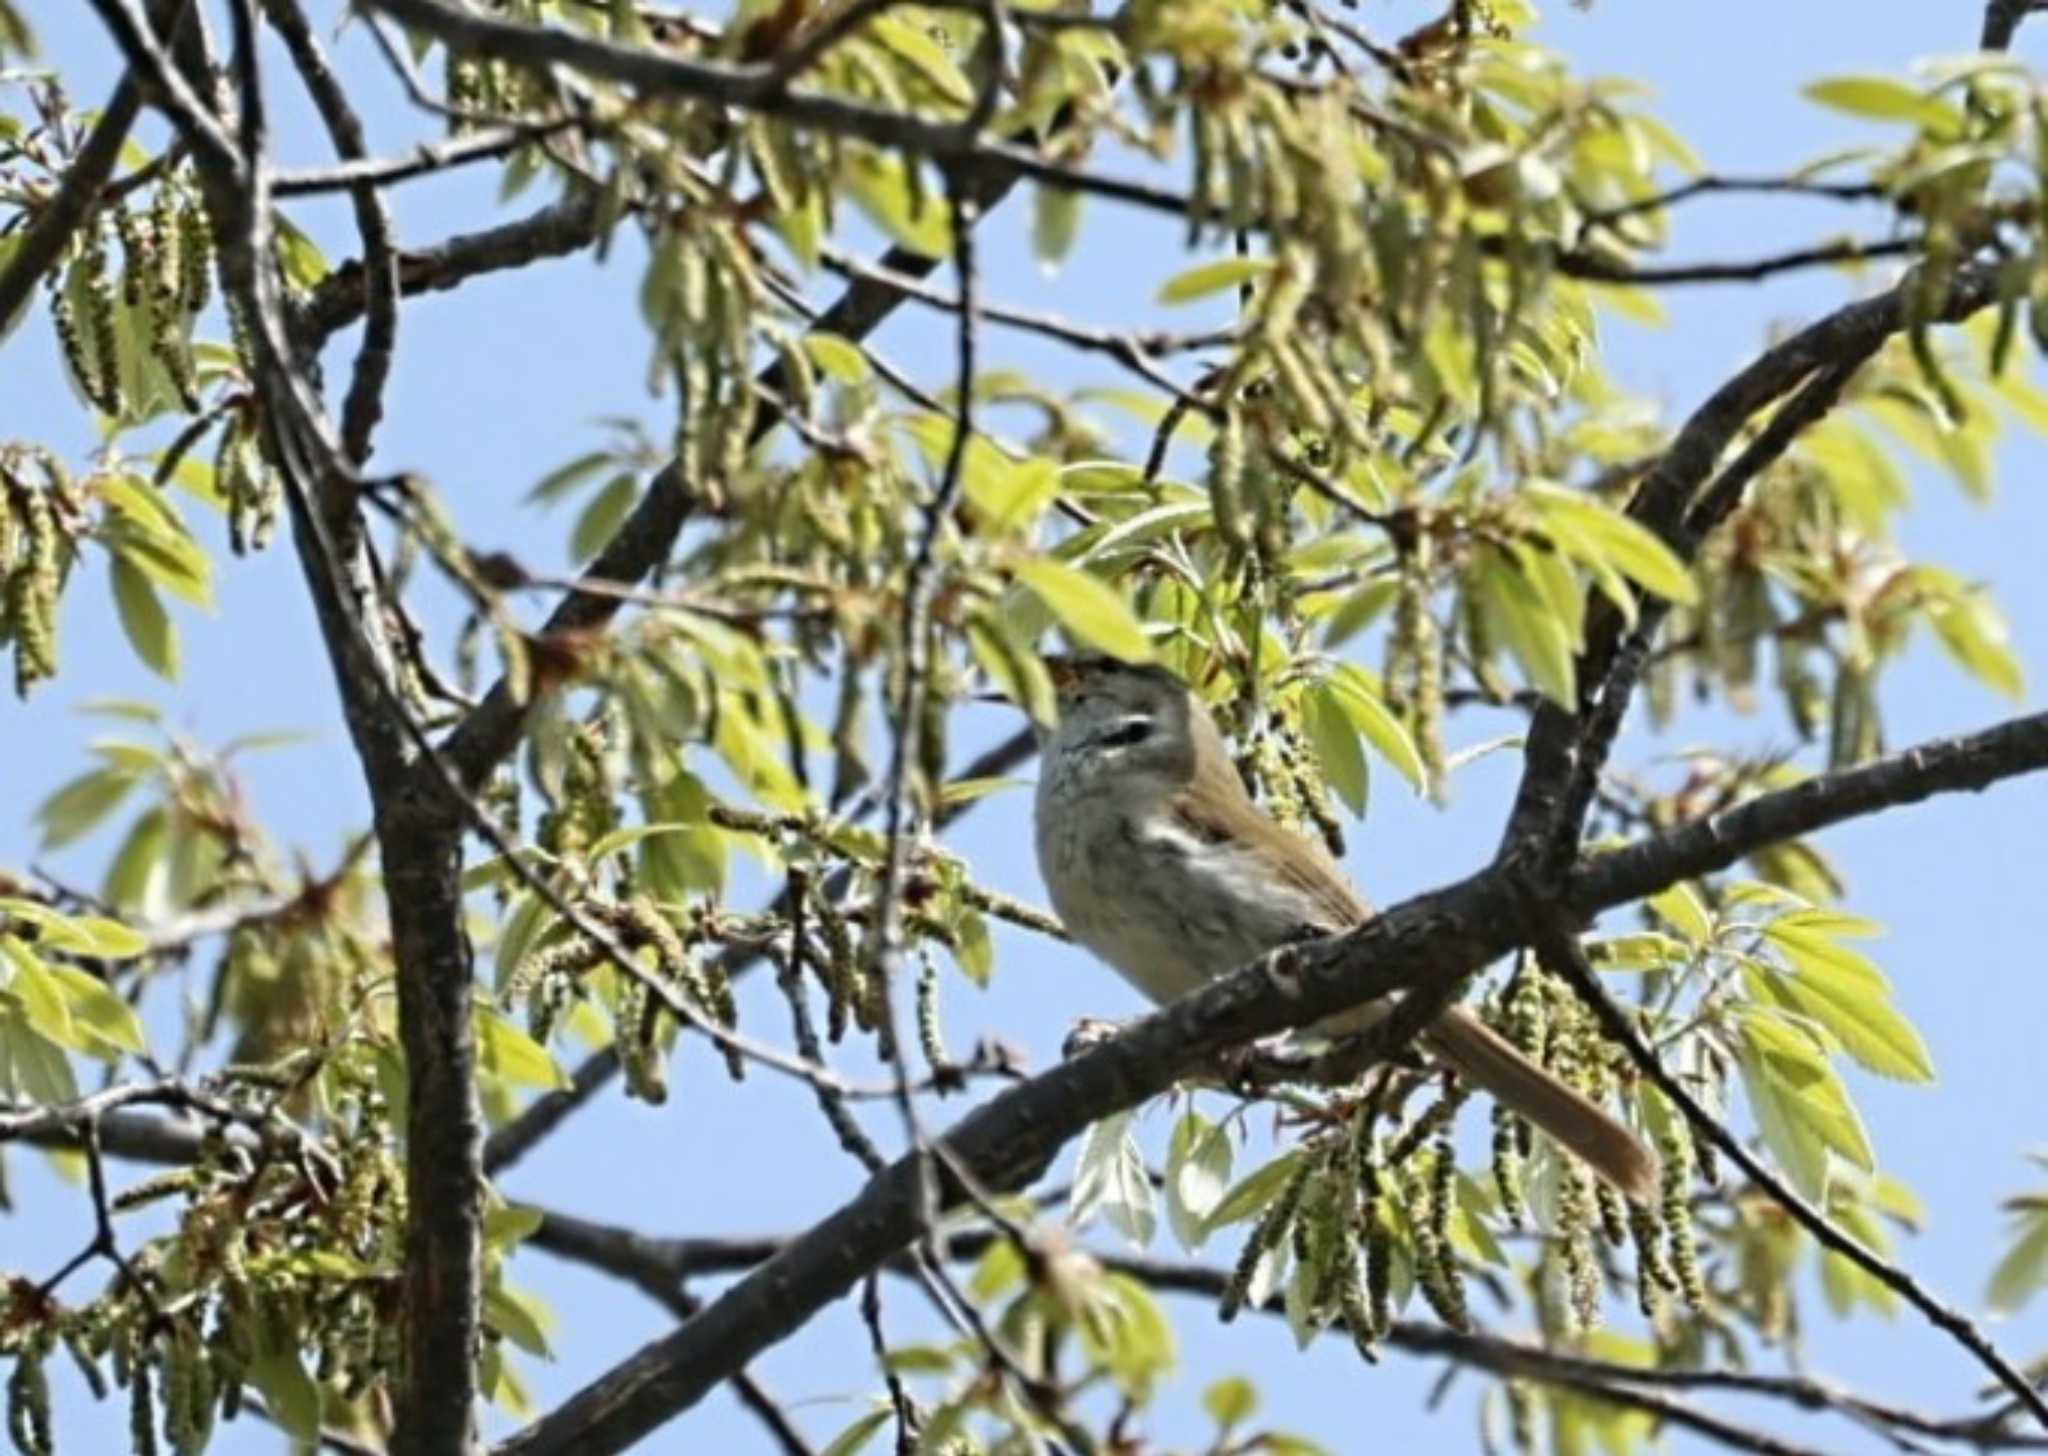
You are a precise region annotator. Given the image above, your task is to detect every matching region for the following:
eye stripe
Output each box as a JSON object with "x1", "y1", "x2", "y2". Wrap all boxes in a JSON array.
[{"x1": 1094, "y1": 718, "x2": 1154, "y2": 750}]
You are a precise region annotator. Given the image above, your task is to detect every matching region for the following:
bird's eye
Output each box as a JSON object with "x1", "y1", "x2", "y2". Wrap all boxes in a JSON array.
[{"x1": 1097, "y1": 719, "x2": 1154, "y2": 750}]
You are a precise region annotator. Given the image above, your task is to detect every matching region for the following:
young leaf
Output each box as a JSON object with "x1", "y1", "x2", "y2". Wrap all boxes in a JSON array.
[
  {"x1": 1157, "y1": 256, "x2": 1271, "y2": 304},
  {"x1": 1302, "y1": 682, "x2": 1367, "y2": 817},
  {"x1": 820, "y1": 1409, "x2": 892, "y2": 1456},
  {"x1": 45, "y1": 963, "x2": 146, "y2": 1056},
  {"x1": 1015, "y1": 559, "x2": 1154, "y2": 662},
  {"x1": 1204, "y1": 1149, "x2": 1305, "y2": 1232},
  {"x1": 1071, "y1": 1110, "x2": 1156, "y2": 1248},
  {"x1": 1033, "y1": 183, "x2": 1083, "y2": 270},
  {"x1": 1165, "y1": 1109, "x2": 1233, "y2": 1252},
  {"x1": 1326, "y1": 666, "x2": 1427, "y2": 792},
  {"x1": 1203, "y1": 1376, "x2": 1258, "y2": 1431},
  {"x1": 109, "y1": 554, "x2": 179, "y2": 681},
  {"x1": 1987, "y1": 1212, "x2": 2048, "y2": 1314},
  {"x1": 803, "y1": 331, "x2": 871, "y2": 384},
  {"x1": 570, "y1": 471, "x2": 640, "y2": 563},
  {"x1": 34, "y1": 767, "x2": 142, "y2": 851},
  {"x1": 475, "y1": 1006, "x2": 571, "y2": 1091},
  {"x1": 1471, "y1": 547, "x2": 1576, "y2": 707},
  {"x1": 1803, "y1": 76, "x2": 1961, "y2": 132}
]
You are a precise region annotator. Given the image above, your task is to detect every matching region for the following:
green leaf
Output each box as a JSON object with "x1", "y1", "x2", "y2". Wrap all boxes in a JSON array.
[
  {"x1": 868, "y1": 14, "x2": 974, "y2": 105},
  {"x1": 1325, "y1": 665, "x2": 1427, "y2": 792},
  {"x1": 2, "y1": 939, "x2": 73, "y2": 1044},
  {"x1": 1071, "y1": 1110, "x2": 1156, "y2": 1248},
  {"x1": 0, "y1": 1010, "x2": 78, "y2": 1105},
  {"x1": 1015, "y1": 559, "x2": 1153, "y2": 662},
  {"x1": 949, "y1": 908, "x2": 993, "y2": 988},
  {"x1": 102, "y1": 805, "x2": 170, "y2": 916},
  {"x1": 1924, "y1": 590, "x2": 2024, "y2": 701},
  {"x1": 484, "y1": 1204, "x2": 546, "y2": 1250},
  {"x1": 936, "y1": 777, "x2": 1028, "y2": 807},
  {"x1": 1203, "y1": 1375, "x2": 1258, "y2": 1431},
  {"x1": 1301, "y1": 682, "x2": 1367, "y2": 817},
  {"x1": 1767, "y1": 951, "x2": 1934, "y2": 1084},
  {"x1": 1585, "y1": 932, "x2": 1691, "y2": 971},
  {"x1": 1033, "y1": 183, "x2": 1082, "y2": 270},
  {"x1": 109, "y1": 555, "x2": 179, "y2": 681},
  {"x1": 967, "y1": 612, "x2": 1057, "y2": 727},
  {"x1": 1157, "y1": 256, "x2": 1272, "y2": 304},
  {"x1": 796, "y1": 333, "x2": 866, "y2": 386},
  {"x1": 524, "y1": 450, "x2": 614, "y2": 506},
  {"x1": 1165, "y1": 1109, "x2": 1233, "y2": 1253},
  {"x1": 249, "y1": 1351, "x2": 322, "y2": 1440},
  {"x1": 820, "y1": 1408, "x2": 892, "y2": 1456},
  {"x1": 1988, "y1": 1212, "x2": 2048, "y2": 1314},
  {"x1": 1738, "y1": 1007, "x2": 1875, "y2": 1183},
  {"x1": 570, "y1": 471, "x2": 640, "y2": 563},
  {"x1": 1525, "y1": 484, "x2": 1699, "y2": 607},
  {"x1": 844, "y1": 149, "x2": 951, "y2": 259},
  {"x1": 34, "y1": 767, "x2": 142, "y2": 850},
  {"x1": 1804, "y1": 76, "x2": 1961, "y2": 132},
  {"x1": 1647, "y1": 883, "x2": 1712, "y2": 944},
  {"x1": 1204, "y1": 1149, "x2": 1304, "y2": 1232},
  {"x1": 975, "y1": 454, "x2": 1061, "y2": 533},
  {"x1": 45, "y1": 963, "x2": 146, "y2": 1055},
  {"x1": 1068, "y1": 498, "x2": 1211, "y2": 567},
  {"x1": 484, "y1": 1282, "x2": 556, "y2": 1359},
  {"x1": 492, "y1": 892, "x2": 557, "y2": 996},
  {"x1": 1471, "y1": 547, "x2": 1576, "y2": 707},
  {"x1": 100, "y1": 519, "x2": 214, "y2": 609},
  {"x1": 475, "y1": 1005, "x2": 570, "y2": 1090},
  {"x1": 969, "y1": 1238, "x2": 1027, "y2": 1300},
  {"x1": 271, "y1": 214, "x2": 331, "y2": 289},
  {"x1": 882, "y1": 1344, "x2": 955, "y2": 1375},
  {"x1": 1319, "y1": 576, "x2": 1401, "y2": 649},
  {"x1": 0, "y1": 899, "x2": 147, "y2": 959}
]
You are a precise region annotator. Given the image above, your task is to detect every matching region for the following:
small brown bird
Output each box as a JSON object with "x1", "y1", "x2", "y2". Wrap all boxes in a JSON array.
[{"x1": 1031, "y1": 654, "x2": 1658, "y2": 1201}]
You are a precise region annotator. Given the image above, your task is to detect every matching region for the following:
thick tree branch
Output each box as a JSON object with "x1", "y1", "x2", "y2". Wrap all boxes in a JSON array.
[
  {"x1": 432, "y1": 152, "x2": 1032, "y2": 795},
  {"x1": 298, "y1": 195, "x2": 603, "y2": 343},
  {"x1": 1499, "y1": 262, "x2": 1998, "y2": 866},
  {"x1": 527, "y1": 1211, "x2": 2048, "y2": 1456},
  {"x1": 1569, "y1": 707, "x2": 2048, "y2": 913},
  {"x1": 1983, "y1": 0, "x2": 2048, "y2": 49},
  {"x1": 262, "y1": 0, "x2": 399, "y2": 465},
  {"x1": 495, "y1": 695, "x2": 2048, "y2": 1455}
]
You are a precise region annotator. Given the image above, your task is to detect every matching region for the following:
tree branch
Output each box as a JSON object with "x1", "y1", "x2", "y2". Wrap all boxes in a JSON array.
[
  {"x1": 1498, "y1": 261, "x2": 1998, "y2": 867},
  {"x1": 0, "y1": 68, "x2": 144, "y2": 331},
  {"x1": 495, "y1": 693, "x2": 2048, "y2": 1455},
  {"x1": 1537, "y1": 926, "x2": 2048, "y2": 1431},
  {"x1": 526, "y1": 1209, "x2": 2048, "y2": 1456},
  {"x1": 1983, "y1": 0, "x2": 2048, "y2": 49},
  {"x1": 262, "y1": 0, "x2": 398, "y2": 464},
  {"x1": 1569, "y1": 706, "x2": 2048, "y2": 914}
]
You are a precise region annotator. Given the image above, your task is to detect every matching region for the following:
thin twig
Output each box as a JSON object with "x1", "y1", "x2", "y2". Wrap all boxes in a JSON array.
[{"x1": 1538, "y1": 924, "x2": 2048, "y2": 1432}]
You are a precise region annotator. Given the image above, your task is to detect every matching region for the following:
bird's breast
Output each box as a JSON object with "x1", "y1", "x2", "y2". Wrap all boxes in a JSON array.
[{"x1": 1037, "y1": 790, "x2": 1328, "y2": 1004}]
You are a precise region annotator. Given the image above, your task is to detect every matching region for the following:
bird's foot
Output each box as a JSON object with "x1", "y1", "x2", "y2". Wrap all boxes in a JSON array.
[{"x1": 1061, "y1": 1016, "x2": 1129, "y2": 1059}]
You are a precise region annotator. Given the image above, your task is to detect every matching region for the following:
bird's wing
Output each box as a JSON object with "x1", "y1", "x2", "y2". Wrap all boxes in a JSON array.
[{"x1": 1172, "y1": 742, "x2": 1373, "y2": 932}]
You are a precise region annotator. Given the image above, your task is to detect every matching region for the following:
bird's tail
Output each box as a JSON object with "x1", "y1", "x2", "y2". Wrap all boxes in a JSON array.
[{"x1": 1425, "y1": 1005, "x2": 1659, "y2": 1202}]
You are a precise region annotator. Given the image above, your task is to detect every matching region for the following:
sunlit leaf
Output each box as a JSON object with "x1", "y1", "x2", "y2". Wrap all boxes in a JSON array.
[
  {"x1": 1157, "y1": 256, "x2": 1271, "y2": 304},
  {"x1": 1071, "y1": 1110, "x2": 1156, "y2": 1248},
  {"x1": 1016, "y1": 559, "x2": 1154, "y2": 662},
  {"x1": 109, "y1": 555, "x2": 179, "y2": 681}
]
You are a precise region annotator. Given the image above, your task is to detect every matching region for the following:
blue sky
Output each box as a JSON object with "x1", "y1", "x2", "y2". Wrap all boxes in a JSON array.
[{"x1": 7, "y1": 3, "x2": 2048, "y2": 1453}]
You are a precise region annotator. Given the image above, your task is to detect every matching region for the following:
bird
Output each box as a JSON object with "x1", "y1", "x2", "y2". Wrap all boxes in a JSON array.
[{"x1": 1030, "y1": 652, "x2": 1658, "y2": 1201}]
